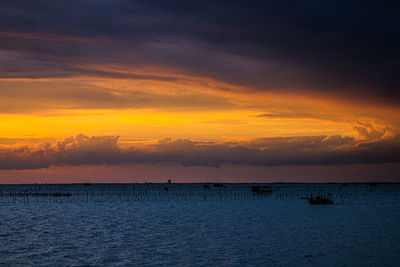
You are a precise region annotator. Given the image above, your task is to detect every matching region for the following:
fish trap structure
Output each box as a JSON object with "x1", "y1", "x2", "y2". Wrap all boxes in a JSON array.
[
  {"x1": 0, "y1": 183, "x2": 398, "y2": 203},
  {"x1": 0, "y1": 183, "x2": 275, "y2": 203}
]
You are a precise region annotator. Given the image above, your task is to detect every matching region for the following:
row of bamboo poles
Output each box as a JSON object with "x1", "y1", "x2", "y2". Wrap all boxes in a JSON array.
[{"x1": 0, "y1": 183, "x2": 395, "y2": 203}]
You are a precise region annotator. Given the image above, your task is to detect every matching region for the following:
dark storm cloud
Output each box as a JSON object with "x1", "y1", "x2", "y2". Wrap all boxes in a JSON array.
[
  {"x1": 1, "y1": 134, "x2": 400, "y2": 170},
  {"x1": 1, "y1": 0, "x2": 399, "y2": 103}
]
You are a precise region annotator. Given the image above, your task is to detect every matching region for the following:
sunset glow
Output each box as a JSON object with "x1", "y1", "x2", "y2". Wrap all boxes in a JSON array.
[{"x1": 1, "y1": 1, "x2": 399, "y2": 182}]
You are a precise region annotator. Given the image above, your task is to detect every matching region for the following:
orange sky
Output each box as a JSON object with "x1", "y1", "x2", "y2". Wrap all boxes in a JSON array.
[
  {"x1": 1, "y1": 1, "x2": 400, "y2": 182},
  {"x1": 1, "y1": 74, "x2": 399, "y2": 183},
  {"x1": 1, "y1": 76, "x2": 398, "y2": 144}
]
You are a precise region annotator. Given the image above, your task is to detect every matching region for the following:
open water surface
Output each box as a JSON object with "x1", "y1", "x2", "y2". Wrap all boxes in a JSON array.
[{"x1": 0, "y1": 183, "x2": 399, "y2": 266}]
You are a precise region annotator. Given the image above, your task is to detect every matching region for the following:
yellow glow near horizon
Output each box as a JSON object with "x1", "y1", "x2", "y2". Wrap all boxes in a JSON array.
[
  {"x1": 0, "y1": 76, "x2": 398, "y2": 148},
  {"x1": 0, "y1": 108, "x2": 360, "y2": 144}
]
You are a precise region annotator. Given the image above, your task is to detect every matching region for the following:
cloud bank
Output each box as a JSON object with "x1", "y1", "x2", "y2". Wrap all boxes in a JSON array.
[{"x1": 1, "y1": 134, "x2": 400, "y2": 170}]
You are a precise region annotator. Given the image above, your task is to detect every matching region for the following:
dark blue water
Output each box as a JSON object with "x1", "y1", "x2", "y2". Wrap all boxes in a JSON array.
[{"x1": 1, "y1": 183, "x2": 399, "y2": 266}]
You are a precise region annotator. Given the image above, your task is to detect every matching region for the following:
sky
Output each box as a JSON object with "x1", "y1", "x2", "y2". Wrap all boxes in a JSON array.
[{"x1": 0, "y1": 0, "x2": 400, "y2": 183}]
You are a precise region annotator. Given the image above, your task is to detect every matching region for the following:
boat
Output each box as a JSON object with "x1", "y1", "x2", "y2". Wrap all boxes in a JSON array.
[
  {"x1": 251, "y1": 185, "x2": 273, "y2": 194},
  {"x1": 308, "y1": 193, "x2": 334, "y2": 205}
]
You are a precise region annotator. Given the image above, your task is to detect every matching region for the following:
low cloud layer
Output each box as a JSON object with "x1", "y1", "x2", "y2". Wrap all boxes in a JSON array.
[{"x1": 1, "y1": 134, "x2": 400, "y2": 170}]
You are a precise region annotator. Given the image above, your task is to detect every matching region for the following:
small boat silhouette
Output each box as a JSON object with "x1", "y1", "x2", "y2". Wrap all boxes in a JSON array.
[
  {"x1": 251, "y1": 185, "x2": 273, "y2": 194},
  {"x1": 308, "y1": 193, "x2": 334, "y2": 205},
  {"x1": 203, "y1": 184, "x2": 211, "y2": 189}
]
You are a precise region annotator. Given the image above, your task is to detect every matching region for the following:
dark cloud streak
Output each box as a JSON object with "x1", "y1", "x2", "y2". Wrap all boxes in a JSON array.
[{"x1": 0, "y1": 80, "x2": 235, "y2": 113}]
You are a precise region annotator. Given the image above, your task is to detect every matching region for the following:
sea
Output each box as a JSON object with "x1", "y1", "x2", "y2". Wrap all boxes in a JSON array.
[{"x1": 0, "y1": 183, "x2": 399, "y2": 266}]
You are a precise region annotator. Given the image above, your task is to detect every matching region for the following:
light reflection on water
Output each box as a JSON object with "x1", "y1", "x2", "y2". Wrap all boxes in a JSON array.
[{"x1": 0, "y1": 183, "x2": 399, "y2": 266}]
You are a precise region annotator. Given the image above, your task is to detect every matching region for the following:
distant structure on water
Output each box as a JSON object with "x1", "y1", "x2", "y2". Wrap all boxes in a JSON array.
[{"x1": 308, "y1": 193, "x2": 334, "y2": 205}]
